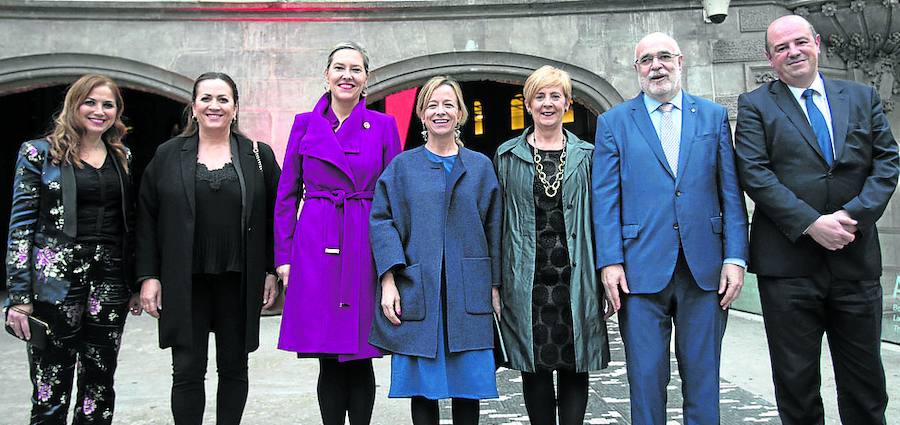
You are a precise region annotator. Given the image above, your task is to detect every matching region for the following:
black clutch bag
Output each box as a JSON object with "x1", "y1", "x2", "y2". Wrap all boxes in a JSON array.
[
  {"x1": 4, "y1": 312, "x2": 51, "y2": 350},
  {"x1": 493, "y1": 312, "x2": 509, "y2": 369}
]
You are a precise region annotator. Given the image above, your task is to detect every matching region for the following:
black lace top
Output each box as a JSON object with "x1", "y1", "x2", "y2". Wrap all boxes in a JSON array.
[{"x1": 193, "y1": 162, "x2": 243, "y2": 274}]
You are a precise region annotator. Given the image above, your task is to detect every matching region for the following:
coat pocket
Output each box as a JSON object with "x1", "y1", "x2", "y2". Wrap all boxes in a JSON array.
[
  {"x1": 396, "y1": 264, "x2": 426, "y2": 321},
  {"x1": 710, "y1": 216, "x2": 723, "y2": 234},
  {"x1": 622, "y1": 224, "x2": 640, "y2": 239},
  {"x1": 462, "y1": 257, "x2": 492, "y2": 314}
]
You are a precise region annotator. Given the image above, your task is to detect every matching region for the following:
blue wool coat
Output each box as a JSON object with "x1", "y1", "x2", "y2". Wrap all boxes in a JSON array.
[{"x1": 368, "y1": 146, "x2": 502, "y2": 358}]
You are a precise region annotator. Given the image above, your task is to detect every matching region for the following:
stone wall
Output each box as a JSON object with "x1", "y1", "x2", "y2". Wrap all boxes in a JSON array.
[
  {"x1": 1, "y1": 0, "x2": 899, "y2": 340},
  {"x1": 0, "y1": 0, "x2": 809, "y2": 158}
]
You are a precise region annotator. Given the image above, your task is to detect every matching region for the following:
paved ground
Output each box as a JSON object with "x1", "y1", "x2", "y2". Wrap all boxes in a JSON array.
[{"x1": 1, "y1": 307, "x2": 897, "y2": 424}]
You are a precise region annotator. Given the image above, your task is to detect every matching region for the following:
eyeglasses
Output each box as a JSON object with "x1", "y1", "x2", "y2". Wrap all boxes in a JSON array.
[{"x1": 634, "y1": 52, "x2": 682, "y2": 66}]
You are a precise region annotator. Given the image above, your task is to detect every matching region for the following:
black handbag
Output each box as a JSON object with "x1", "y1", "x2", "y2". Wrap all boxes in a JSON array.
[{"x1": 4, "y1": 310, "x2": 51, "y2": 350}]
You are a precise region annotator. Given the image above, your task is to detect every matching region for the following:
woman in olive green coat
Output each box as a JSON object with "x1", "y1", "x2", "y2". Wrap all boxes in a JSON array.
[{"x1": 493, "y1": 66, "x2": 610, "y2": 425}]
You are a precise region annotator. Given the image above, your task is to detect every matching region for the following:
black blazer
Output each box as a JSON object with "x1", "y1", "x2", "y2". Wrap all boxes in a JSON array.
[
  {"x1": 734, "y1": 78, "x2": 898, "y2": 279},
  {"x1": 5, "y1": 139, "x2": 135, "y2": 307},
  {"x1": 135, "y1": 133, "x2": 280, "y2": 351}
]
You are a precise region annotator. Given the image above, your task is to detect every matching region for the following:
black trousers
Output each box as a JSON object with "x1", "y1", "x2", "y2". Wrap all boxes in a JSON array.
[
  {"x1": 28, "y1": 243, "x2": 130, "y2": 425},
  {"x1": 171, "y1": 272, "x2": 248, "y2": 425},
  {"x1": 758, "y1": 272, "x2": 887, "y2": 425}
]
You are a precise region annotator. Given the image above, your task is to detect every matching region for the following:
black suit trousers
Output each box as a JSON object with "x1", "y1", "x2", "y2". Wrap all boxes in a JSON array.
[
  {"x1": 170, "y1": 272, "x2": 248, "y2": 425},
  {"x1": 758, "y1": 271, "x2": 887, "y2": 425}
]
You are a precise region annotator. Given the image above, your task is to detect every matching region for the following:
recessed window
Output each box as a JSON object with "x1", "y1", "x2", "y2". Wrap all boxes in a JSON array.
[
  {"x1": 563, "y1": 107, "x2": 574, "y2": 124},
  {"x1": 473, "y1": 100, "x2": 484, "y2": 136},
  {"x1": 511, "y1": 94, "x2": 524, "y2": 130}
]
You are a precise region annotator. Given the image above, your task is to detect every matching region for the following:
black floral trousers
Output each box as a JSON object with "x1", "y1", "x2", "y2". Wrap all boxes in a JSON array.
[{"x1": 28, "y1": 243, "x2": 130, "y2": 425}]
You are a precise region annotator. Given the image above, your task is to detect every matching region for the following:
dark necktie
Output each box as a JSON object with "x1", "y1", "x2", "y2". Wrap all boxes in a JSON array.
[{"x1": 802, "y1": 88, "x2": 834, "y2": 166}]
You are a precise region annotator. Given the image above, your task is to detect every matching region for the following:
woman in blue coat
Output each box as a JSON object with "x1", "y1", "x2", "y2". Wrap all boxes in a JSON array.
[{"x1": 369, "y1": 76, "x2": 502, "y2": 425}]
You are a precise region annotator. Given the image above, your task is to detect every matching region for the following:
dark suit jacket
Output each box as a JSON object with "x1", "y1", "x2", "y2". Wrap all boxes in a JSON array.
[
  {"x1": 5, "y1": 139, "x2": 135, "y2": 308},
  {"x1": 734, "y1": 78, "x2": 898, "y2": 279},
  {"x1": 135, "y1": 133, "x2": 280, "y2": 351}
]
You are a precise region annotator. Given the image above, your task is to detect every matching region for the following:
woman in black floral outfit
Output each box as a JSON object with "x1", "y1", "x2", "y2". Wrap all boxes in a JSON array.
[{"x1": 4, "y1": 74, "x2": 140, "y2": 424}]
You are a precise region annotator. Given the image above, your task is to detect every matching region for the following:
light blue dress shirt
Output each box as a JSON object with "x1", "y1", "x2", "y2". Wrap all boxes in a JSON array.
[
  {"x1": 643, "y1": 90, "x2": 683, "y2": 144},
  {"x1": 642, "y1": 90, "x2": 746, "y2": 270}
]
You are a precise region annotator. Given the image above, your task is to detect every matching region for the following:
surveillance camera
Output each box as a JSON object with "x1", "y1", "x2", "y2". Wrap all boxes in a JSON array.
[{"x1": 702, "y1": 0, "x2": 730, "y2": 24}]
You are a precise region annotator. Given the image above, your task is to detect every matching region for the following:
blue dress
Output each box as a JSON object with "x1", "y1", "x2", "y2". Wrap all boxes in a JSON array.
[{"x1": 388, "y1": 148, "x2": 498, "y2": 400}]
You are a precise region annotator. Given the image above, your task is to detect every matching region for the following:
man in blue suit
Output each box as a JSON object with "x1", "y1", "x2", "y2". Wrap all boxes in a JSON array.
[
  {"x1": 592, "y1": 32, "x2": 749, "y2": 424},
  {"x1": 735, "y1": 16, "x2": 896, "y2": 425}
]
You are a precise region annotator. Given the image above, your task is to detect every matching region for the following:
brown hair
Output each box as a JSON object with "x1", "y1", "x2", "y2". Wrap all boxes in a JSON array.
[
  {"x1": 180, "y1": 72, "x2": 243, "y2": 137},
  {"x1": 46, "y1": 74, "x2": 129, "y2": 173}
]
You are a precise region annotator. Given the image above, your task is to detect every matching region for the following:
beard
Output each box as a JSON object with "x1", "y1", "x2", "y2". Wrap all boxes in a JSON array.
[{"x1": 639, "y1": 70, "x2": 682, "y2": 101}]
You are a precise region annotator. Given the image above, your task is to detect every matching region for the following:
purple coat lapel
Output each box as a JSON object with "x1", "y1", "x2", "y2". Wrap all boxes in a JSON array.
[{"x1": 299, "y1": 94, "x2": 364, "y2": 186}]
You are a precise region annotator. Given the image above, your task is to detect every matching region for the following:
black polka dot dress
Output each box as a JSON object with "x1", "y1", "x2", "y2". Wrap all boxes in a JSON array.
[{"x1": 531, "y1": 148, "x2": 576, "y2": 371}]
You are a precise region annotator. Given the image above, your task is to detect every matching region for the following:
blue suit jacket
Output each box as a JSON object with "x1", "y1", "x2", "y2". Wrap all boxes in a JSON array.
[{"x1": 592, "y1": 92, "x2": 748, "y2": 293}]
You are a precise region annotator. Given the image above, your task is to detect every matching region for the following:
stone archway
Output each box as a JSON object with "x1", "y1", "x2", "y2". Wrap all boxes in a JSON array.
[
  {"x1": 0, "y1": 53, "x2": 193, "y2": 102},
  {"x1": 0, "y1": 54, "x2": 191, "y2": 290},
  {"x1": 367, "y1": 51, "x2": 624, "y2": 116}
]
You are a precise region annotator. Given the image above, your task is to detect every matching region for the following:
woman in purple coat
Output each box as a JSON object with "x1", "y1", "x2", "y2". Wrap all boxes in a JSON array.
[{"x1": 274, "y1": 41, "x2": 401, "y2": 425}]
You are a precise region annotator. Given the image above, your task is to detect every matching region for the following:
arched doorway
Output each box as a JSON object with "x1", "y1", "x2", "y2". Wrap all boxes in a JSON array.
[
  {"x1": 369, "y1": 80, "x2": 597, "y2": 157},
  {"x1": 366, "y1": 52, "x2": 622, "y2": 157},
  {"x1": 0, "y1": 55, "x2": 191, "y2": 288}
]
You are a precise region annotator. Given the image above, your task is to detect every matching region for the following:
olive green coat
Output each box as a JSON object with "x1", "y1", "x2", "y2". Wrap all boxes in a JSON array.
[{"x1": 493, "y1": 129, "x2": 610, "y2": 372}]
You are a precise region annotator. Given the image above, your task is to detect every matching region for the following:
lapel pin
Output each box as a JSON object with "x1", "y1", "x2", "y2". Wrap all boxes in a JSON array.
[
  {"x1": 690, "y1": 108, "x2": 696, "y2": 113},
  {"x1": 363, "y1": 121, "x2": 370, "y2": 129}
]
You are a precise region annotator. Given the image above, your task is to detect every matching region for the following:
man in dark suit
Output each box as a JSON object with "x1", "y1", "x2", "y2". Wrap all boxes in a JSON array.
[
  {"x1": 734, "y1": 15, "x2": 897, "y2": 425},
  {"x1": 593, "y1": 32, "x2": 748, "y2": 424}
]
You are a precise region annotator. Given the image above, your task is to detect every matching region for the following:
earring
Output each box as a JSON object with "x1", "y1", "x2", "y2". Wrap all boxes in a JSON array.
[
  {"x1": 454, "y1": 125, "x2": 462, "y2": 143},
  {"x1": 191, "y1": 115, "x2": 198, "y2": 122},
  {"x1": 324, "y1": 80, "x2": 330, "y2": 92},
  {"x1": 420, "y1": 122, "x2": 428, "y2": 141}
]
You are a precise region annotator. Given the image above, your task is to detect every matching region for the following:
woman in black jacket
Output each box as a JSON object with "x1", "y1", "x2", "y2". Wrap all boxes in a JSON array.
[
  {"x1": 136, "y1": 72, "x2": 280, "y2": 425},
  {"x1": 4, "y1": 74, "x2": 140, "y2": 424}
]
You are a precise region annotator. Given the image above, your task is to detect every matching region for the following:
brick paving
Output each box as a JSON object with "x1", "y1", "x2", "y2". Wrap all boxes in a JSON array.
[
  {"x1": 3, "y1": 299, "x2": 896, "y2": 424},
  {"x1": 472, "y1": 320, "x2": 779, "y2": 424}
]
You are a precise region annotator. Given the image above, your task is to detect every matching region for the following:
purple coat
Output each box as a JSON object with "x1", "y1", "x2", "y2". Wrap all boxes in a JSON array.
[{"x1": 275, "y1": 94, "x2": 401, "y2": 361}]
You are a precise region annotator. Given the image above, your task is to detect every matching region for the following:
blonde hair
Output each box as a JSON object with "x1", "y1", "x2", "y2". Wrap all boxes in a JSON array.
[
  {"x1": 415, "y1": 76, "x2": 469, "y2": 125},
  {"x1": 415, "y1": 76, "x2": 469, "y2": 145},
  {"x1": 47, "y1": 74, "x2": 129, "y2": 173},
  {"x1": 326, "y1": 41, "x2": 370, "y2": 73},
  {"x1": 523, "y1": 65, "x2": 573, "y2": 107}
]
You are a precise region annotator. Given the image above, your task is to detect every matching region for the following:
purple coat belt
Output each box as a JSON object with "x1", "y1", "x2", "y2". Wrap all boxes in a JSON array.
[
  {"x1": 304, "y1": 189, "x2": 374, "y2": 307},
  {"x1": 276, "y1": 93, "x2": 401, "y2": 361}
]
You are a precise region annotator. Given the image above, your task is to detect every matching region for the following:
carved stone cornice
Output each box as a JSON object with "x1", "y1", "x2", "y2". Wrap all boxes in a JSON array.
[{"x1": 788, "y1": 0, "x2": 900, "y2": 112}]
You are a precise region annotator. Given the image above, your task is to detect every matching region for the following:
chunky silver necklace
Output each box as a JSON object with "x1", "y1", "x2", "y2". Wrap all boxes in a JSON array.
[{"x1": 531, "y1": 134, "x2": 567, "y2": 198}]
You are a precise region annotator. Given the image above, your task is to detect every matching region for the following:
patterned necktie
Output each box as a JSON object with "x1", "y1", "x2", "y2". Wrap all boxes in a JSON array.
[
  {"x1": 802, "y1": 89, "x2": 834, "y2": 166},
  {"x1": 658, "y1": 102, "x2": 679, "y2": 175}
]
